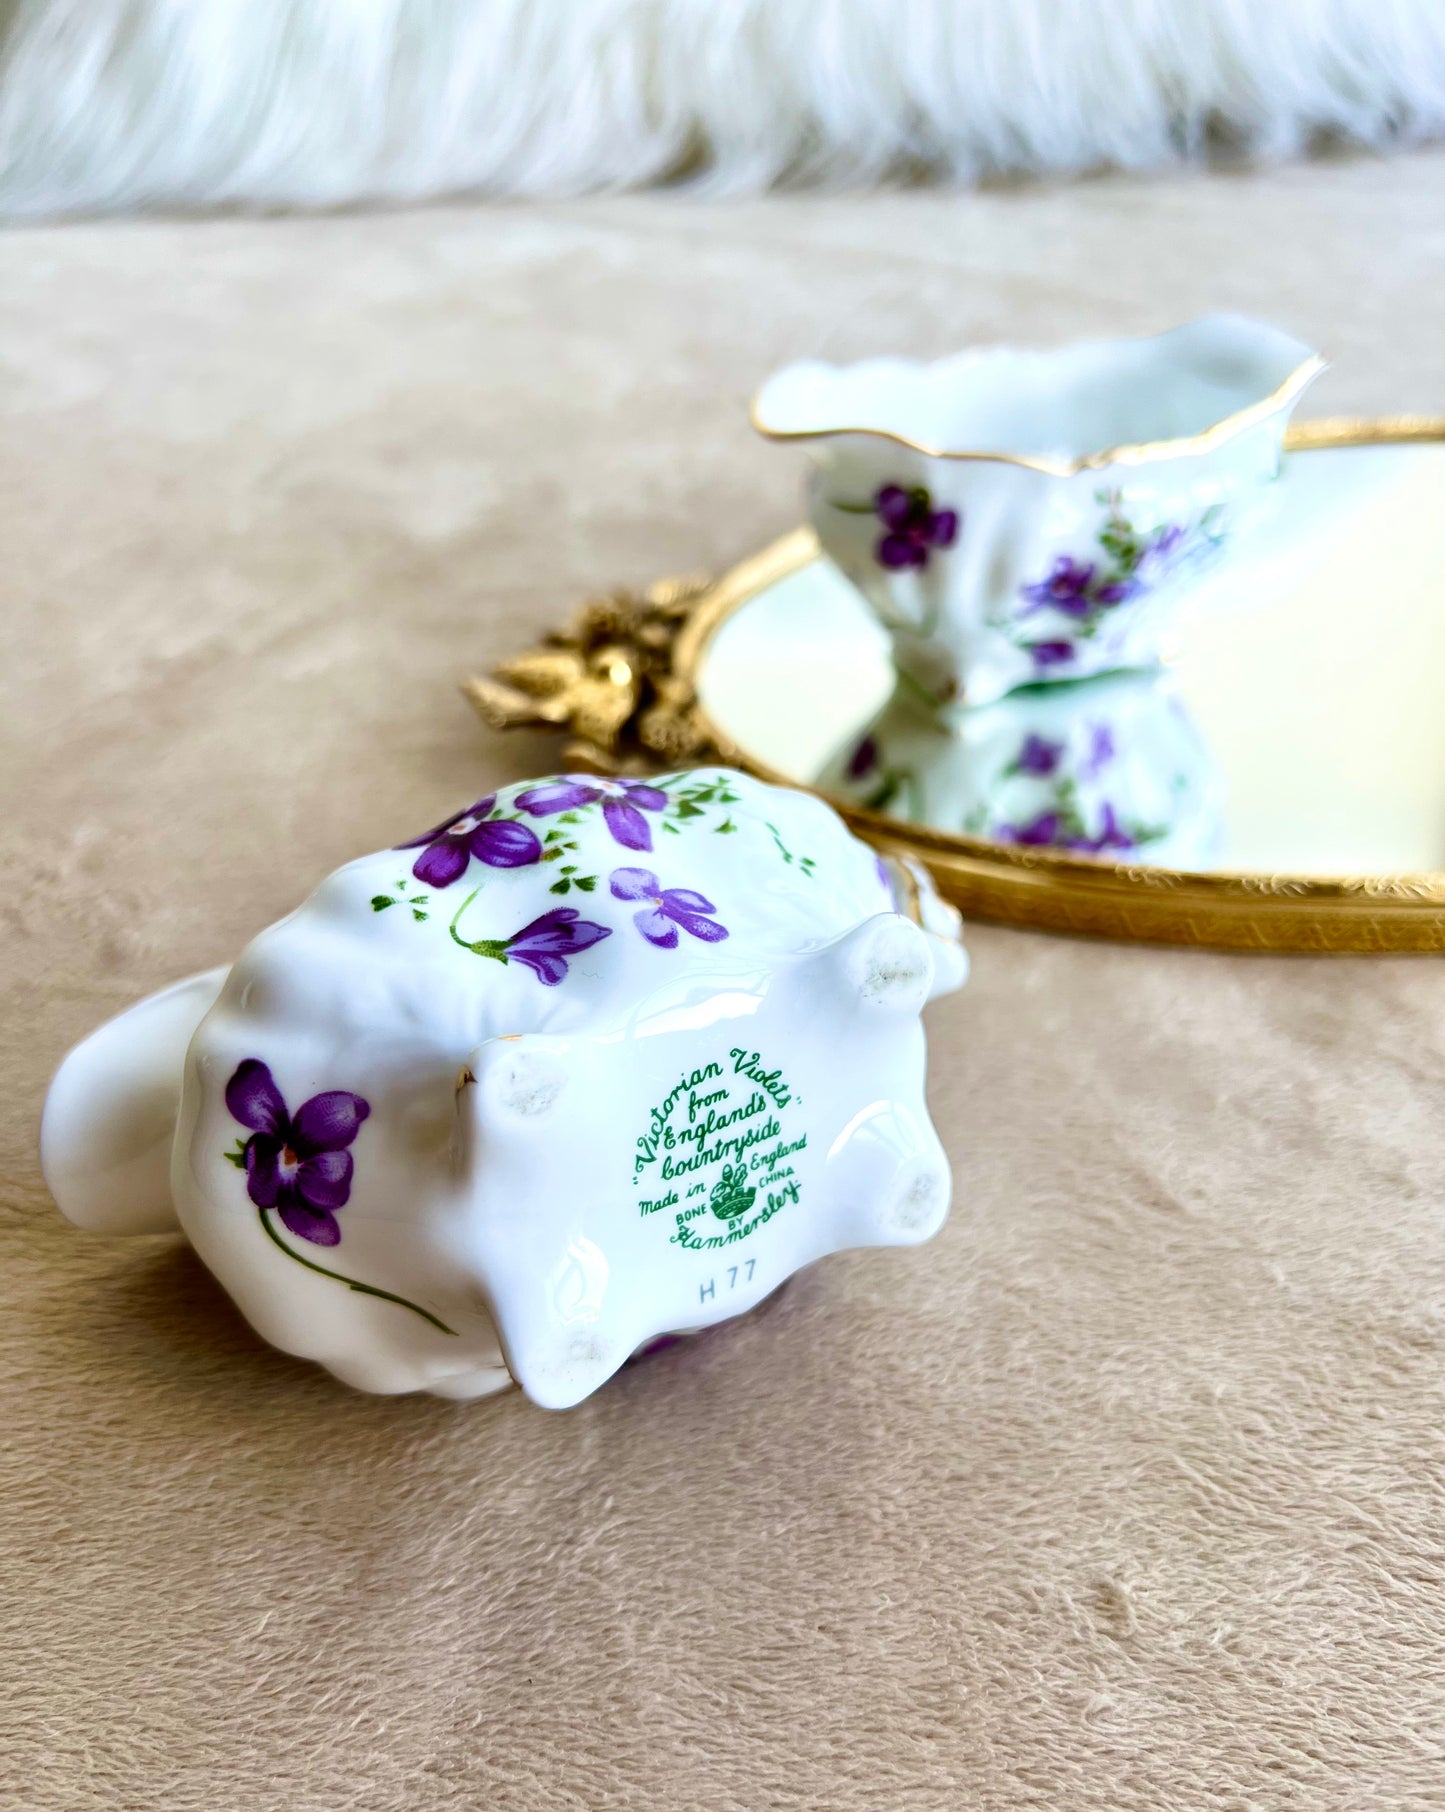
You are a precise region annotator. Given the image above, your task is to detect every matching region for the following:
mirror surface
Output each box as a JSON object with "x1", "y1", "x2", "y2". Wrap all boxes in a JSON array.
[{"x1": 699, "y1": 439, "x2": 1445, "y2": 878}]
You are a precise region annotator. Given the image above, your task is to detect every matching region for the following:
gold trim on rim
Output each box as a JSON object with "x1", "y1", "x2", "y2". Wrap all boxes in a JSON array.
[{"x1": 749, "y1": 349, "x2": 1326, "y2": 478}]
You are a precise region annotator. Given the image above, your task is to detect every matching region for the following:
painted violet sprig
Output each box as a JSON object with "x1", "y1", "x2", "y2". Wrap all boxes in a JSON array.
[
  {"x1": 516, "y1": 775, "x2": 668, "y2": 853},
  {"x1": 225, "y1": 1059, "x2": 455, "y2": 1334},
  {"x1": 995, "y1": 721, "x2": 1162, "y2": 855},
  {"x1": 396, "y1": 795, "x2": 542, "y2": 888},
  {"x1": 832, "y1": 483, "x2": 960, "y2": 571},
  {"x1": 1022, "y1": 638, "x2": 1079, "y2": 672},
  {"x1": 609, "y1": 867, "x2": 729, "y2": 948},
  {"x1": 1016, "y1": 492, "x2": 1225, "y2": 658},
  {"x1": 384, "y1": 773, "x2": 808, "y2": 970},
  {"x1": 997, "y1": 800, "x2": 1143, "y2": 856},
  {"x1": 1008, "y1": 734, "x2": 1065, "y2": 778},
  {"x1": 1020, "y1": 555, "x2": 1135, "y2": 620},
  {"x1": 449, "y1": 890, "x2": 612, "y2": 984}
]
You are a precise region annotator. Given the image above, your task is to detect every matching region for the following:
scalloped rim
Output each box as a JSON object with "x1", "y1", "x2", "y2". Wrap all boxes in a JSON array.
[{"x1": 750, "y1": 327, "x2": 1326, "y2": 478}]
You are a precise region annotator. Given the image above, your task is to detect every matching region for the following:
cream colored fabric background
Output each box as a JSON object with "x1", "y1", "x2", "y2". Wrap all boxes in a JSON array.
[{"x1": 5, "y1": 154, "x2": 1445, "y2": 1809}]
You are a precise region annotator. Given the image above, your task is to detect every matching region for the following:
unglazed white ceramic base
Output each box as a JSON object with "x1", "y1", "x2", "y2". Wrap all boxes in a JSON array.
[{"x1": 42, "y1": 769, "x2": 967, "y2": 1407}]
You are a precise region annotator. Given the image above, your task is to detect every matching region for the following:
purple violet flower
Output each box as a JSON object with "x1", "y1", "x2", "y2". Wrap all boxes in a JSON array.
[
  {"x1": 1014, "y1": 734, "x2": 1064, "y2": 777},
  {"x1": 847, "y1": 736, "x2": 879, "y2": 779},
  {"x1": 1021, "y1": 555, "x2": 1096, "y2": 616},
  {"x1": 1026, "y1": 640, "x2": 1076, "y2": 670},
  {"x1": 1071, "y1": 804, "x2": 1135, "y2": 855},
  {"x1": 464, "y1": 907, "x2": 612, "y2": 985},
  {"x1": 610, "y1": 867, "x2": 729, "y2": 948},
  {"x1": 1021, "y1": 555, "x2": 1135, "y2": 617},
  {"x1": 397, "y1": 796, "x2": 541, "y2": 888},
  {"x1": 225, "y1": 1059, "x2": 370, "y2": 1247},
  {"x1": 874, "y1": 485, "x2": 959, "y2": 571},
  {"x1": 516, "y1": 774, "x2": 670, "y2": 852},
  {"x1": 997, "y1": 812, "x2": 1065, "y2": 848},
  {"x1": 997, "y1": 804, "x2": 1137, "y2": 857},
  {"x1": 1083, "y1": 723, "x2": 1116, "y2": 778},
  {"x1": 1134, "y1": 523, "x2": 1188, "y2": 586}
]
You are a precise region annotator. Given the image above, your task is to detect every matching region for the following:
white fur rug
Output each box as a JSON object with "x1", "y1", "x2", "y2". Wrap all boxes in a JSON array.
[{"x1": 0, "y1": 0, "x2": 1443, "y2": 216}]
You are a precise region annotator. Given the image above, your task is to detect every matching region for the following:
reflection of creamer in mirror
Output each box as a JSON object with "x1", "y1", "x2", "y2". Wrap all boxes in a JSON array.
[
  {"x1": 821, "y1": 668, "x2": 1225, "y2": 872},
  {"x1": 41, "y1": 770, "x2": 967, "y2": 1409}
]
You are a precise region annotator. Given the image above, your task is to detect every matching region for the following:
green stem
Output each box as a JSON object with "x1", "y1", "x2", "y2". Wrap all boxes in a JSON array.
[
  {"x1": 895, "y1": 665, "x2": 946, "y2": 715},
  {"x1": 449, "y1": 883, "x2": 483, "y2": 945},
  {"x1": 447, "y1": 885, "x2": 508, "y2": 961},
  {"x1": 258, "y1": 1207, "x2": 458, "y2": 1336}
]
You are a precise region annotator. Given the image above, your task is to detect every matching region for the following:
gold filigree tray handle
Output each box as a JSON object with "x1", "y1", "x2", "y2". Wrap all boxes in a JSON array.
[{"x1": 465, "y1": 572, "x2": 723, "y2": 777}]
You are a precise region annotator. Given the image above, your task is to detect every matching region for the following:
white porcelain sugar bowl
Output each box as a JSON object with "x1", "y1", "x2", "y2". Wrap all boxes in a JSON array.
[
  {"x1": 753, "y1": 315, "x2": 1322, "y2": 708},
  {"x1": 42, "y1": 768, "x2": 967, "y2": 1408}
]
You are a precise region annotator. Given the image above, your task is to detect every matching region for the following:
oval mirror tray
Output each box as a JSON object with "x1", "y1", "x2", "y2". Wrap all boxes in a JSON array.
[{"x1": 472, "y1": 418, "x2": 1445, "y2": 953}]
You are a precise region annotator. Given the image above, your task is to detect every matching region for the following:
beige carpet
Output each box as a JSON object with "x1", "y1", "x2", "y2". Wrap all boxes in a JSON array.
[{"x1": 5, "y1": 153, "x2": 1445, "y2": 1810}]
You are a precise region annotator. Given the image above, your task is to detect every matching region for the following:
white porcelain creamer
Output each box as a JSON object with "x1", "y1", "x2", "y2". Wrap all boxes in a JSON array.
[{"x1": 753, "y1": 315, "x2": 1322, "y2": 707}]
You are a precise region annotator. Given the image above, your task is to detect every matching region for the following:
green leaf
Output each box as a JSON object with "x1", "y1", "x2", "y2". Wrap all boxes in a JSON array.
[
  {"x1": 575, "y1": 875, "x2": 597, "y2": 892},
  {"x1": 541, "y1": 846, "x2": 563, "y2": 862},
  {"x1": 549, "y1": 879, "x2": 571, "y2": 895},
  {"x1": 715, "y1": 818, "x2": 737, "y2": 834},
  {"x1": 223, "y1": 1143, "x2": 247, "y2": 1170},
  {"x1": 561, "y1": 865, "x2": 577, "y2": 875},
  {"x1": 674, "y1": 799, "x2": 704, "y2": 820},
  {"x1": 662, "y1": 821, "x2": 680, "y2": 835},
  {"x1": 412, "y1": 908, "x2": 428, "y2": 922},
  {"x1": 371, "y1": 895, "x2": 396, "y2": 912}
]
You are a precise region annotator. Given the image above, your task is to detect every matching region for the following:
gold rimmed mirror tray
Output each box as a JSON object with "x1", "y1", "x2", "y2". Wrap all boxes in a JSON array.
[{"x1": 469, "y1": 418, "x2": 1445, "y2": 954}]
